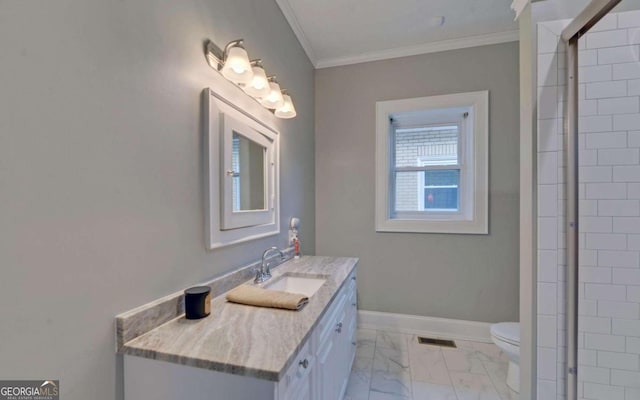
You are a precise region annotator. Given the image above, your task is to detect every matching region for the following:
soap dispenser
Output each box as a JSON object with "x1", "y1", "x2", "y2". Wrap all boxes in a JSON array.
[{"x1": 289, "y1": 217, "x2": 301, "y2": 258}]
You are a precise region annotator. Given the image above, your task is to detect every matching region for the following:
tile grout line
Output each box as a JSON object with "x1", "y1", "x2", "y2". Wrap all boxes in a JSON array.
[
  {"x1": 412, "y1": 334, "x2": 459, "y2": 399},
  {"x1": 441, "y1": 345, "x2": 460, "y2": 400},
  {"x1": 477, "y1": 357, "x2": 505, "y2": 400},
  {"x1": 367, "y1": 329, "x2": 376, "y2": 400},
  {"x1": 404, "y1": 333, "x2": 412, "y2": 400},
  {"x1": 442, "y1": 349, "x2": 465, "y2": 400}
]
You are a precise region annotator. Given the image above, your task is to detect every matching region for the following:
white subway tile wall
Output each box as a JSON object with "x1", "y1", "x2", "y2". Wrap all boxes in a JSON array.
[{"x1": 538, "y1": 11, "x2": 640, "y2": 400}]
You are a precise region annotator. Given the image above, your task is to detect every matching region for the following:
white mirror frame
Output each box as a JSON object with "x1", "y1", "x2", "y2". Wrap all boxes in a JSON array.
[{"x1": 204, "y1": 87, "x2": 280, "y2": 250}]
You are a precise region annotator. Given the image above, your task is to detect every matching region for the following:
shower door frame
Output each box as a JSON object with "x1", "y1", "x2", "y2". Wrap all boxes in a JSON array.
[{"x1": 560, "y1": 1, "x2": 623, "y2": 400}]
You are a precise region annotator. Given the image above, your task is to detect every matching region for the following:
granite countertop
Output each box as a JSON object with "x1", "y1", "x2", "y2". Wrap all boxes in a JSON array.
[{"x1": 119, "y1": 256, "x2": 358, "y2": 381}]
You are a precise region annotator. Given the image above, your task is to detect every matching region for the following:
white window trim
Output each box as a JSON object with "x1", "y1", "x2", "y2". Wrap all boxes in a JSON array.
[{"x1": 375, "y1": 91, "x2": 489, "y2": 234}]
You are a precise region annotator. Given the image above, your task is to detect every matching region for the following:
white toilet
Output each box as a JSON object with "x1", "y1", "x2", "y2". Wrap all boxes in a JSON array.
[{"x1": 490, "y1": 322, "x2": 520, "y2": 393}]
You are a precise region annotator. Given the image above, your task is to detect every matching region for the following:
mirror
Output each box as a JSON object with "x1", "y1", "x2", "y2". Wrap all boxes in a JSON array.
[
  {"x1": 231, "y1": 132, "x2": 266, "y2": 211},
  {"x1": 219, "y1": 112, "x2": 274, "y2": 231},
  {"x1": 205, "y1": 87, "x2": 279, "y2": 250}
]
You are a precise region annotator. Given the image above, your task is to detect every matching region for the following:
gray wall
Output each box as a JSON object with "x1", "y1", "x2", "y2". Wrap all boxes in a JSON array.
[
  {"x1": 315, "y1": 42, "x2": 520, "y2": 323},
  {"x1": 0, "y1": 1, "x2": 314, "y2": 400}
]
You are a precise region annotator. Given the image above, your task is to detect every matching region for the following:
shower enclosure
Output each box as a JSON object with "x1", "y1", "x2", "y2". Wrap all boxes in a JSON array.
[{"x1": 535, "y1": 1, "x2": 640, "y2": 399}]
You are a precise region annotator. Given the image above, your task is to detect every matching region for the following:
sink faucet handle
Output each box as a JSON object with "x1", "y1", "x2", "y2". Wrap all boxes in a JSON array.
[{"x1": 254, "y1": 268, "x2": 268, "y2": 284}]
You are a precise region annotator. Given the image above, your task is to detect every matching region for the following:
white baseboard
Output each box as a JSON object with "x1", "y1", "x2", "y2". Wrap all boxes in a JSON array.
[{"x1": 358, "y1": 310, "x2": 493, "y2": 343}]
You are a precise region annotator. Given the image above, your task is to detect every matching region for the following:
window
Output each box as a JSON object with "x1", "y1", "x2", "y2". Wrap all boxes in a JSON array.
[
  {"x1": 422, "y1": 169, "x2": 460, "y2": 211},
  {"x1": 375, "y1": 91, "x2": 489, "y2": 234},
  {"x1": 394, "y1": 124, "x2": 461, "y2": 213}
]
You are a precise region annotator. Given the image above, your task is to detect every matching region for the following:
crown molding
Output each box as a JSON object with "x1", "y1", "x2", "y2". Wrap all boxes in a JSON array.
[
  {"x1": 275, "y1": 0, "x2": 318, "y2": 66},
  {"x1": 511, "y1": 0, "x2": 530, "y2": 20},
  {"x1": 316, "y1": 30, "x2": 520, "y2": 68}
]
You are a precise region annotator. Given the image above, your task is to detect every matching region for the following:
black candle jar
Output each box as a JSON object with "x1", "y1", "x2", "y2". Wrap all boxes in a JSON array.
[{"x1": 184, "y1": 286, "x2": 211, "y2": 319}]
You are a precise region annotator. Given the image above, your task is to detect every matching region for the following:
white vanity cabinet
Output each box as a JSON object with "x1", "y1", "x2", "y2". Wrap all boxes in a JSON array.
[
  {"x1": 124, "y1": 269, "x2": 357, "y2": 400},
  {"x1": 272, "y1": 268, "x2": 359, "y2": 400}
]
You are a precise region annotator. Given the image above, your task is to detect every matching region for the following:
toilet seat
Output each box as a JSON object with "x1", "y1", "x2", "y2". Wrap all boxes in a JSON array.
[{"x1": 491, "y1": 322, "x2": 520, "y2": 346}]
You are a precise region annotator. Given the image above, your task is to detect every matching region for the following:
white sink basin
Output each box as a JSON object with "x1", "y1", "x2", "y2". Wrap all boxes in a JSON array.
[{"x1": 265, "y1": 274, "x2": 327, "y2": 297}]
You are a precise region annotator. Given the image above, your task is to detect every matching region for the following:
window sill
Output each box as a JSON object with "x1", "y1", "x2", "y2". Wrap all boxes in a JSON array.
[{"x1": 375, "y1": 217, "x2": 488, "y2": 235}]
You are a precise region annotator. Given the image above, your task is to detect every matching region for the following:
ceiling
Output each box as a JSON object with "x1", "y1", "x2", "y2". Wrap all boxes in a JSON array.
[{"x1": 276, "y1": 0, "x2": 519, "y2": 68}]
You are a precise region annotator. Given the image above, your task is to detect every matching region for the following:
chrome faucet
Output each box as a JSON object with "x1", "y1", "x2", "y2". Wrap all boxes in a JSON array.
[{"x1": 254, "y1": 246, "x2": 285, "y2": 284}]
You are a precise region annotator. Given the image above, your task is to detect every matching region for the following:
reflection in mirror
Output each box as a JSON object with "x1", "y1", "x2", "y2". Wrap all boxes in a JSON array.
[{"x1": 231, "y1": 131, "x2": 266, "y2": 211}]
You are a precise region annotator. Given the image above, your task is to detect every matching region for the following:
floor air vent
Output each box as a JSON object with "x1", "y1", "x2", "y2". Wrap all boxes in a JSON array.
[{"x1": 417, "y1": 336, "x2": 457, "y2": 348}]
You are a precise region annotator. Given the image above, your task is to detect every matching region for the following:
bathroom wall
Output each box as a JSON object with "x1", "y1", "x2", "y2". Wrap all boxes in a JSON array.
[
  {"x1": 535, "y1": 8, "x2": 640, "y2": 400},
  {"x1": 315, "y1": 42, "x2": 520, "y2": 323},
  {"x1": 0, "y1": 1, "x2": 314, "y2": 400}
]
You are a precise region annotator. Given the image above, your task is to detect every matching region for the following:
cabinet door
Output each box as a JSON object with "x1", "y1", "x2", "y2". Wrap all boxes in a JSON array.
[
  {"x1": 316, "y1": 331, "x2": 335, "y2": 400},
  {"x1": 312, "y1": 269, "x2": 358, "y2": 400},
  {"x1": 279, "y1": 341, "x2": 314, "y2": 400},
  {"x1": 297, "y1": 386, "x2": 312, "y2": 400},
  {"x1": 335, "y1": 275, "x2": 358, "y2": 398},
  {"x1": 334, "y1": 311, "x2": 356, "y2": 398},
  {"x1": 316, "y1": 317, "x2": 345, "y2": 400},
  {"x1": 286, "y1": 373, "x2": 312, "y2": 400}
]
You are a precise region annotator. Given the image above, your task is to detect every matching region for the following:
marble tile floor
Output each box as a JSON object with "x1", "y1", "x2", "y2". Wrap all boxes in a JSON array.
[{"x1": 344, "y1": 329, "x2": 518, "y2": 400}]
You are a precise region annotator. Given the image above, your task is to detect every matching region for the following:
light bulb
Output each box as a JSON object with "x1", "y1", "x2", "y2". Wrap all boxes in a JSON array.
[
  {"x1": 221, "y1": 44, "x2": 253, "y2": 85},
  {"x1": 275, "y1": 93, "x2": 296, "y2": 119},
  {"x1": 244, "y1": 63, "x2": 270, "y2": 98},
  {"x1": 261, "y1": 81, "x2": 284, "y2": 109}
]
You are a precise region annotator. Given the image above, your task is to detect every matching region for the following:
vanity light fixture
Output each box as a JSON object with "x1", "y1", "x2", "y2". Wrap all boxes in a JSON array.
[
  {"x1": 205, "y1": 39, "x2": 296, "y2": 119},
  {"x1": 275, "y1": 90, "x2": 297, "y2": 119},
  {"x1": 261, "y1": 76, "x2": 285, "y2": 110},
  {"x1": 243, "y1": 60, "x2": 270, "y2": 98}
]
